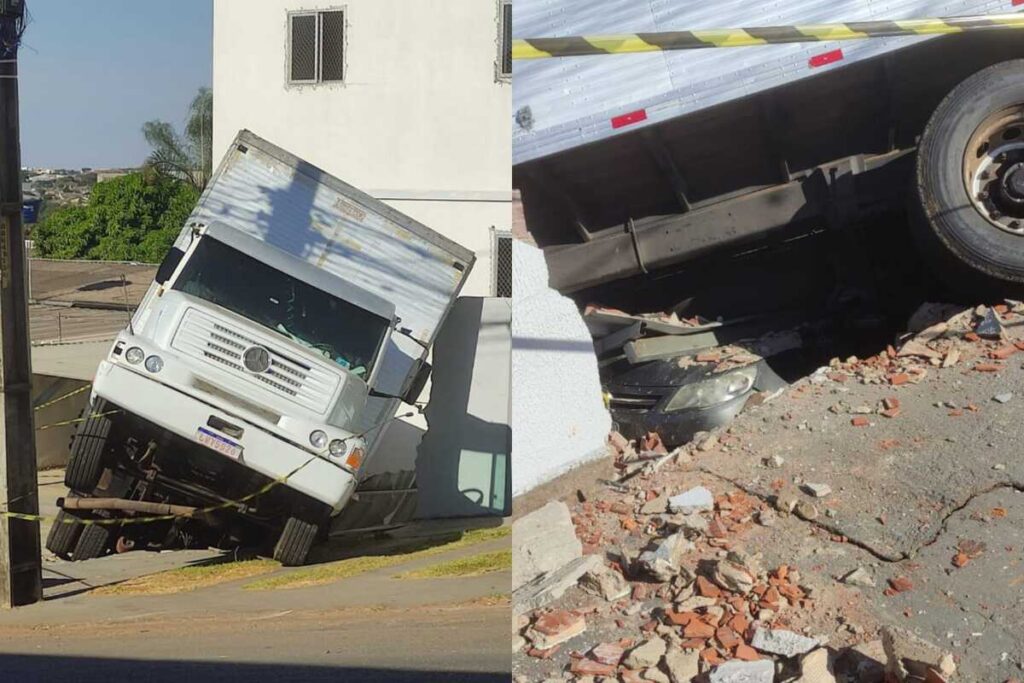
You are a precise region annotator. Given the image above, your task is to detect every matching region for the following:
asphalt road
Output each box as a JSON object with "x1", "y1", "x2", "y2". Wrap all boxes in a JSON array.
[{"x1": 0, "y1": 604, "x2": 509, "y2": 682}]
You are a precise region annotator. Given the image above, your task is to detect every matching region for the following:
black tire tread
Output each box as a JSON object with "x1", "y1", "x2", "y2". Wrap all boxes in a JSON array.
[
  {"x1": 72, "y1": 523, "x2": 111, "y2": 561},
  {"x1": 45, "y1": 510, "x2": 83, "y2": 560},
  {"x1": 273, "y1": 517, "x2": 318, "y2": 566},
  {"x1": 64, "y1": 399, "x2": 112, "y2": 492}
]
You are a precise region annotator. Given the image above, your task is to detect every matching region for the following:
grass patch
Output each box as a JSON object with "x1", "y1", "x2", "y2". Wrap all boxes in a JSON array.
[
  {"x1": 93, "y1": 559, "x2": 278, "y2": 596},
  {"x1": 245, "y1": 525, "x2": 509, "y2": 591},
  {"x1": 396, "y1": 549, "x2": 511, "y2": 579}
]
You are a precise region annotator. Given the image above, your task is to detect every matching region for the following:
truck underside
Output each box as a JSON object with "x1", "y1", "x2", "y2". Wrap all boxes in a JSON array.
[
  {"x1": 47, "y1": 401, "x2": 331, "y2": 564},
  {"x1": 514, "y1": 32, "x2": 1024, "y2": 296}
]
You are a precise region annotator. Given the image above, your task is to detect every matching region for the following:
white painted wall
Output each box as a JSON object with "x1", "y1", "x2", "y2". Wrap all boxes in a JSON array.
[
  {"x1": 512, "y1": 241, "x2": 611, "y2": 495},
  {"x1": 213, "y1": 0, "x2": 511, "y2": 296}
]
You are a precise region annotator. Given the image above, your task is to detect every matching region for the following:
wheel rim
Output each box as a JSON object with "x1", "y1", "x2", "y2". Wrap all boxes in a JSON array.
[{"x1": 963, "y1": 105, "x2": 1024, "y2": 236}]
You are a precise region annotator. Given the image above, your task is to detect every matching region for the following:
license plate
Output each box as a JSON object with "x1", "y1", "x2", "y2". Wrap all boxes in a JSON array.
[{"x1": 197, "y1": 427, "x2": 243, "y2": 460}]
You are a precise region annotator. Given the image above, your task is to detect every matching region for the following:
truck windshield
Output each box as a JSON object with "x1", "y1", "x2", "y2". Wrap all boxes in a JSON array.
[{"x1": 172, "y1": 237, "x2": 389, "y2": 377}]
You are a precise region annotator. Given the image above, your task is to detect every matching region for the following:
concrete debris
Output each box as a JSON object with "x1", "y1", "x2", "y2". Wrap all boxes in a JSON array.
[
  {"x1": 512, "y1": 635, "x2": 526, "y2": 653},
  {"x1": 840, "y1": 567, "x2": 876, "y2": 588},
  {"x1": 512, "y1": 501, "x2": 582, "y2": 590},
  {"x1": 637, "y1": 532, "x2": 693, "y2": 582},
  {"x1": 624, "y1": 636, "x2": 667, "y2": 669},
  {"x1": 795, "y1": 648, "x2": 836, "y2": 683},
  {"x1": 708, "y1": 659, "x2": 775, "y2": 683},
  {"x1": 711, "y1": 559, "x2": 756, "y2": 595},
  {"x1": 526, "y1": 609, "x2": 586, "y2": 650},
  {"x1": 668, "y1": 486, "x2": 715, "y2": 514},
  {"x1": 590, "y1": 641, "x2": 625, "y2": 665},
  {"x1": 663, "y1": 648, "x2": 700, "y2": 683},
  {"x1": 794, "y1": 500, "x2": 819, "y2": 521},
  {"x1": 755, "y1": 508, "x2": 777, "y2": 527},
  {"x1": 994, "y1": 392, "x2": 1013, "y2": 404},
  {"x1": 803, "y1": 483, "x2": 832, "y2": 498},
  {"x1": 751, "y1": 626, "x2": 820, "y2": 657},
  {"x1": 763, "y1": 455, "x2": 785, "y2": 468},
  {"x1": 670, "y1": 512, "x2": 709, "y2": 536},
  {"x1": 512, "y1": 554, "x2": 602, "y2": 615},
  {"x1": 976, "y1": 308, "x2": 1005, "y2": 339},
  {"x1": 579, "y1": 563, "x2": 631, "y2": 602},
  {"x1": 880, "y1": 626, "x2": 955, "y2": 682},
  {"x1": 641, "y1": 494, "x2": 670, "y2": 514}
]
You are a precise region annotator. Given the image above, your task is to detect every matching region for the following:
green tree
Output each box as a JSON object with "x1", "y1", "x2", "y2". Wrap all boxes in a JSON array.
[
  {"x1": 32, "y1": 172, "x2": 199, "y2": 263},
  {"x1": 143, "y1": 86, "x2": 213, "y2": 190}
]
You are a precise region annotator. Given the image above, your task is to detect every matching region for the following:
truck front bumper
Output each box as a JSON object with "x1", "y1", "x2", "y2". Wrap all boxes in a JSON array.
[{"x1": 93, "y1": 360, "x2": 356, "y2": 513}]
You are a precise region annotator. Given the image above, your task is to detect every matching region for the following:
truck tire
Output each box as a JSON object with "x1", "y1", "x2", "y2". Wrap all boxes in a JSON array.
[
  {"x1": 272, "y1": 517, "x2": 318, "y2": 566},
  {"x1": 45, "y1": 510, "x2": 83, "y2": 560},
  {"x1": 64, "y1": 399, "x2": 112, "y2": 492},
  {"x1": 72, "y1": 523, "x2": 111, "y2": 561},
  {"x1": 913, "y1": 59, "x2": 1024, "y2": 294}
]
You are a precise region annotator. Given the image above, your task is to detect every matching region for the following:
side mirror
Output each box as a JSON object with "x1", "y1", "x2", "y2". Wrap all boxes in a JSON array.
[
  {"x1": 155, "y1": 247, "x2": 185, "y2": 285},
  {"x1": 402, "y1": 360, "x2": 432, "y2": 405}
]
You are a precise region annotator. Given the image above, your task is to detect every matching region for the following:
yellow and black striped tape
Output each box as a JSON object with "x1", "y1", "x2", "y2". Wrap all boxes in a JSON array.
[{"x1": 513, "y1": 14, "x2": 1024, "y2": 59}]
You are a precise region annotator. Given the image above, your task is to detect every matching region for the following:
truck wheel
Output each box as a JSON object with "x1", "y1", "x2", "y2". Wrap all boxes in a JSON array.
[
  {"x1": 72, "y1": 523, "x2": 112, "y2": 561},
  {"x1": 913, "y1": 59, "x2": 1024, "y2": 293},
  {"x1": 65, "y1": 399, "x2": 112, "y2": 492},
  {"x1": 272, "y1": 517, "x2": 318, "y2": 566},
  {"x1": 45, "y1": 510, "x2": 83, "y2": 560}
]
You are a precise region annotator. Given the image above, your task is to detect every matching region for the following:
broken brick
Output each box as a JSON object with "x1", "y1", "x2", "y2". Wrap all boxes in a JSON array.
[
  {"x1": 881, "y1": 408, "x2": 901, "y2": 419},
  {"x1": 974, "y1": 363, "x2": 1003, "y2": 373},
  {"x1": 851, "y1": 416, "x2": 870, "y2": 427},
  {"x1": 990, "y1": 346, "x2": 1018, "y2": 360},
  {"x1": 589, "y1": 642, "x2": 625, "y2": 666},
  {"x1": 889, "y1": 373, "x2": 911, "y2": 386},
  {"x1": 696, "y1": 575, "x2": 723, "y2": 598},
  {"x1": 887, "y1": 576, "x2": 914, "y2": 594},
  {"x1": 952, "y1": 552, "x2": 970, "y2": 568},
  {"x1": 570, "y1": 658, "x2": 617, "y2": 676},
  {"x1": 700, "y1": 648, "x2": 724, "y2": 665},
  {"x1": 883, "y1": 397, "x2": 901, "y2": 410},
  {"x1": 683, "y1": 620, "x2": 716, "y2": 639},
  {"x1": 716, "y1": 627, "x2": 741, "y2": 649},
  {"x1": 735, "y1": 644, "x2": 760, "y2": 661}
]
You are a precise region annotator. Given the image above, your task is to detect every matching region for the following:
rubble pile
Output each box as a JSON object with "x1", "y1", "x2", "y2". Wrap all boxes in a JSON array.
[
  {"x1": 814, "y1": 302, "x2": 1024, "y2": 391},
  {"x1": 511, "y1": 457, "x2": 958, "y2": 682}
]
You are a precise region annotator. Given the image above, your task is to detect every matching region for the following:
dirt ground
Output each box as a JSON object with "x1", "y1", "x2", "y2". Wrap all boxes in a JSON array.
[{"x1": 513, "y1": 302, "x2": 1024, "y2": 682}]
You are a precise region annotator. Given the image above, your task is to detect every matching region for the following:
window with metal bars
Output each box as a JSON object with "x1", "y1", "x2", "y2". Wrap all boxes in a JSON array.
[
  {"x1": 288, "y1": 9, "x2": 345, "y2": 85},
  {"x1": 492, "y1": 231, "x2": 513, "y2": 297},
  {"x1": 497, "y1": 1, "x2": 512, "y2": 79}
]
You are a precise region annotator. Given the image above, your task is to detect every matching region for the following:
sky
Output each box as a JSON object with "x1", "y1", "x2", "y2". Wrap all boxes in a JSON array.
[{"x1": 19, "y1": 0, "x2": 212, "y2": 170}]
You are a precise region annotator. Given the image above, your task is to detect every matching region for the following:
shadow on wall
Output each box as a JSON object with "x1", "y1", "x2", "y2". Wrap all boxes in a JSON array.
[
  {"x1": 416, "y1": 297, "x2": 512, "y2": 519},
  {"x1": 33, "y1": 374, "x2": 90, "y2": 469}
]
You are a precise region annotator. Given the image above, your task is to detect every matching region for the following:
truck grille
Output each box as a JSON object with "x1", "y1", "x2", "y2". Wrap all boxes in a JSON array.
[{"x1": 172, "y1": 308, "x2": 340, "y2": 415}]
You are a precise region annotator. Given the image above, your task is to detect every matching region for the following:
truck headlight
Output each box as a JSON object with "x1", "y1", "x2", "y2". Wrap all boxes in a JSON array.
[
  {"x1": 328, "y1": 439, "x2": 347, "y2": 456},
  {"x1": 125, "y1": 347, "x2": 145, "y2": 364},
  {"x1": 144, "y1": 355, "x2": 164, "y2": 373},
  {"x1": 309, "y1": 430, "x2": 328, "y2": 449},
  {"x1": 664, "y1": 365, "x2": 758, "y2": 412}
]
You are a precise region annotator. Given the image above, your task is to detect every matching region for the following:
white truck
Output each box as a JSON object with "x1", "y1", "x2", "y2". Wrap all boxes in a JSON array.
[
  {"x1": 514, "y1": 1, "x2": 1024, "y2": 295},
  {"x1": 45, "y1": 131, "x2": 475, "y2": 565}
]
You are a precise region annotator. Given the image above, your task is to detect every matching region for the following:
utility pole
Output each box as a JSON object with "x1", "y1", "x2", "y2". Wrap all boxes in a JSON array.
[{"x1": 0, "y1": 0, "x2": 41, "y2": 607}]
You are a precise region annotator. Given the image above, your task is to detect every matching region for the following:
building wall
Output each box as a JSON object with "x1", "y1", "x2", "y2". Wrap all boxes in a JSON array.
[
  {"x1": 511, "y1": 241, "x2": 611, "y2": 495},
  {"x1": 213, "y1": 0, "x2": 511, "y2": 295}
]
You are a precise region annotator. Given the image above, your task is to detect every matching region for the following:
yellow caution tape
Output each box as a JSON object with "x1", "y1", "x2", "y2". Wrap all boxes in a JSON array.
[
  {"x1": 512, "y1": 14, "x2": 1024, "y2": 59},
  {"x1": 36, "y1": 410, "x2": 120, "y2": 432},
  {"x1": 33, "y1": 384, "x2": 91, "y2": 413}
]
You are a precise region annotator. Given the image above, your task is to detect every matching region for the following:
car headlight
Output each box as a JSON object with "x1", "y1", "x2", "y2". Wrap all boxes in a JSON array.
[
  {"x1": 309, "y1": 430, "x2": 328, "y2": 449},
  {"x1": 125, "y1": 347, "x2": 145, "y2": 364},
  {"x1": 664, "y1": 365, "x2": 758, "y2": 412},
  {"x1": 328, "y1": 439, "x2": 348, "y2": 456},
  {"x1": 144, "y1": 355, "x2": 164, "y2": 373}
]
